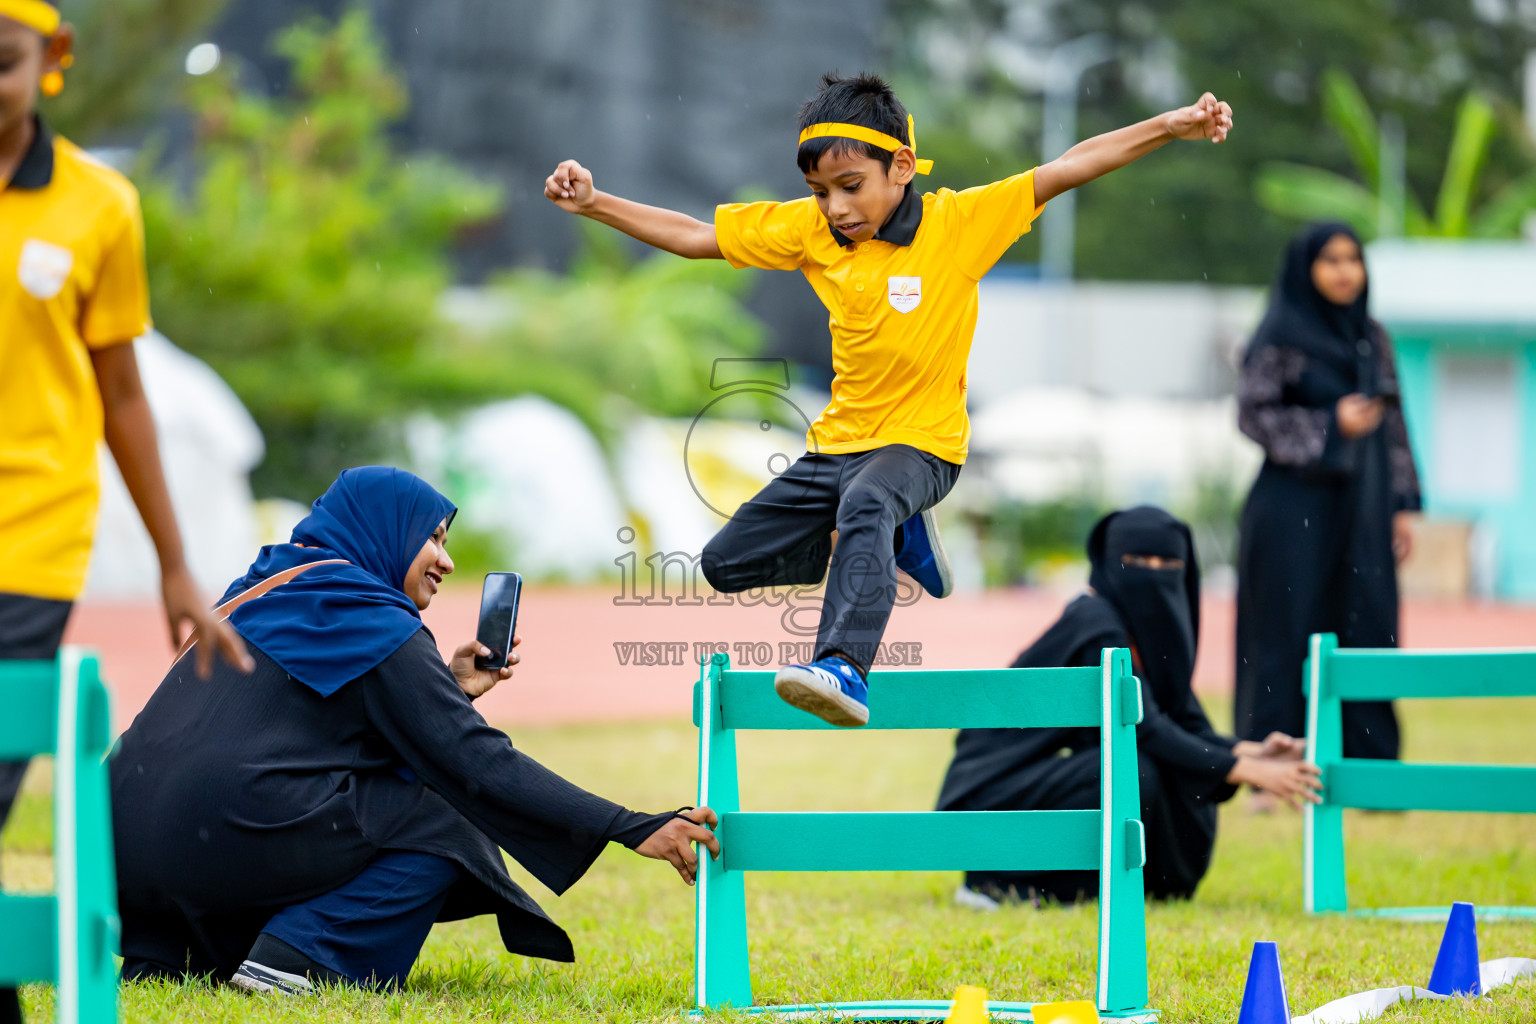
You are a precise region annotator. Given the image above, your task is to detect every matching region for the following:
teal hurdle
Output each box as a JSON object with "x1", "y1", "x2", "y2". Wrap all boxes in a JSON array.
[
  {"x1": 1304, "y1": 633, "x2": 1536, "y2": 921},
  {"x1": 691, "y1": 649, "x2": 1156, "y2": 1022},
  {"x1": 0, "y1": 650, "x2": 119, "y2": 1024}
]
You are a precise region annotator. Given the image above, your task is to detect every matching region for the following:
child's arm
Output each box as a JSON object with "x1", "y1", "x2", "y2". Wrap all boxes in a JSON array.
[
  {"x1": 1032, "y1": 92, "x2": 1232, "y2": 206},
  {"x1": 545, "y1": 159, "x2": 724, "y2": 260},
  {"x1": 91, "y1": 343, "x2": 255, "y2": 678}
]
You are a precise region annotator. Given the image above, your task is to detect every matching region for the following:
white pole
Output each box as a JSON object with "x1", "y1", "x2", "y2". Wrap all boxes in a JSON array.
[
  {"x1": 1524, "y1": 51, "x2": 1536, "y2": 143},
  {"x1": 1040, "y1": 35, "x2": 1114, "y2": 281},
  {"x1": 1378, "y1": 113, "x2": 1406, "y2": 239}
]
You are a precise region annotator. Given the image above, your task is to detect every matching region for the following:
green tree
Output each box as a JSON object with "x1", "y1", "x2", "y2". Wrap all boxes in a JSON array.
[
  {"x1": 141, "y1": 9, "x2": 766, "y2": 501},
  {"x1": 139, "y1": 9, "x2": 501, "y2": 499},
  {"x1": 467, "y1": 222, "x2": 767, "y2": 447},
  {"x1": 1257, "y1": 70, "x2": 1536, "y2": 239},
  {"x1": 45, "y1": 0, "x2": 228, "y2": 142}
]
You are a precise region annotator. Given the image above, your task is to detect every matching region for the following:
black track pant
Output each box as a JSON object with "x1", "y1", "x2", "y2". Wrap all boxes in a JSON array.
[{"x1": 701, "y1": 445, "x2": 960, "y2": 674}]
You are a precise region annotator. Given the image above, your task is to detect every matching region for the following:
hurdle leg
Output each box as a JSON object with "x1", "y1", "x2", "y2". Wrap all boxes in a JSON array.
[
  {"x1": 1304, "y1": 634, "x2": 1347, "y2": 914},
  {"x1": 55, "y1": 650, "x2": 119, "y2": 1024},
  {"x1": 1096, "y1": 648, "x2": 1149, "y2": 1014},
  {"x1": 77, "y1": 658, "x2": 119, "y2": 1023},
  {"x1": 695, "y1": 653, "x2": 751, "y2": 1008}
]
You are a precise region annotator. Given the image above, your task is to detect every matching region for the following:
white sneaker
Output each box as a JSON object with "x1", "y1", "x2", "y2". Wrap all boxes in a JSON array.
[
  {"x1": 953, "y1": 883, "x2": 1001, "y2": 913},
  {"x1": 230, "y1": 960, "x2": 315, "y2": 996},
  {"x1": 773, "y1": 657, "x2": 870, "y2": 727}
]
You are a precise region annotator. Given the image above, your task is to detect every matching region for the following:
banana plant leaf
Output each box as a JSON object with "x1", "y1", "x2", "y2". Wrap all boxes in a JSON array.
[
  {"x1": 1321, "y1": 68, "x2": 1381, "y2": 186},
  {"x1": 1257, "y1": 163, "x2": 1384, "y2": 238},
  {"x1": 1470, "y1": 171, "x2": 1536, "y2": 238},
  {"x1": 1435, "y1": 92, "x2": 1497, "y2": 237}
]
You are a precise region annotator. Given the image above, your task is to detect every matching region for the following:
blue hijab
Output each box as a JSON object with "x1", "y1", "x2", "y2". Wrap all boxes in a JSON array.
[{"x1": 220, "y1": 467, "x2": 457, "y2": 696}]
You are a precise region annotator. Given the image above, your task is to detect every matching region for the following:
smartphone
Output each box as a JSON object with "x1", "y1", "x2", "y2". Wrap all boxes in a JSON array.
[{"x1": 474, "y1": 572, "x2": 522, "y2": 672}]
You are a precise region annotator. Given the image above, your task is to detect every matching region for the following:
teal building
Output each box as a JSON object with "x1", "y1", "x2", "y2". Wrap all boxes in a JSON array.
[{"x1": 1369, "y1": 240, "x2": 1536, "y2": 600}]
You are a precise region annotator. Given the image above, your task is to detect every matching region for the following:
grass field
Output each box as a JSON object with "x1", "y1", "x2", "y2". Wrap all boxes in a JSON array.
[{"x1": 4, "y1": 695, "x2": 1534, "y2": 1022}]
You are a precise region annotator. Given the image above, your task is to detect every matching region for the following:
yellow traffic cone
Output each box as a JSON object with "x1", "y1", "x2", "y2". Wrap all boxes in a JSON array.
[
  {"x1": 1030, "y1": 1000, "x2": 1099, "y2": 1024},
  {"x1": 944, "y1": 985, "x2": 990, "y2": 1023}
]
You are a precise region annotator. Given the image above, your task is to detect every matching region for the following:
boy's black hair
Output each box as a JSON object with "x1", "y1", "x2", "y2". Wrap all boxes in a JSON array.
[{"x1": 796, "y1": 72, "x2": 909, "y2": 174}]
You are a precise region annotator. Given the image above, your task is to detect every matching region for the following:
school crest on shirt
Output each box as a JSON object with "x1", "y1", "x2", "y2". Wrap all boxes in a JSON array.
[
  {"x1": 17, "y1": 239, "x2": 73, "y2": 301},
  {"x1": 887, "y1": 276, "x2": 921, "y2": 313}
]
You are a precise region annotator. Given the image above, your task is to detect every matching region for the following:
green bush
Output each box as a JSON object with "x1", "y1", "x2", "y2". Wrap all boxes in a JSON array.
[
  {"x1": 972, "y1": 496, "x2": 1113, "y2": 587},
  {"x1": 140, "y1": 9, "x2": 768, "y2": 502},
  {"x1": 457, "y1": 222, "x2": 769, "y2": 452},
  {"x1": 973, "y1": 476, "x2": 1245, "y2": 587}
]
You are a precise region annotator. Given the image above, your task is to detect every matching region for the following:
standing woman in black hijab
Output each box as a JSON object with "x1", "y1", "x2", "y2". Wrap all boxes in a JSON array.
[
  {"x1": 937, "y1": 507, "x2": 1318, "y2": 906},
  {"x1": 1235, "y1": 223, "x2": 1421, "y2": 783}
]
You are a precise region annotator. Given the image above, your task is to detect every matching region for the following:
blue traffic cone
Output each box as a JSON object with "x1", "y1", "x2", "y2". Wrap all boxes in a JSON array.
[
  {"x1": 1426, "y1": 901, "x2": 1481, "y2": 996},
  {"x1": 1237, "y1": 941, "x2": 1290, "y2": 1024}
]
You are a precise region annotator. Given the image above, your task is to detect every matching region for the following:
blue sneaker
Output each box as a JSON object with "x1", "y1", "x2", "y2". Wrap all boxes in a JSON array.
[
  {"x1": 895, "y1": 506, "x2": 953, "y2": 599},
  {"x1": 773, "y1": 656, "x2": 870, "y2": 727}
]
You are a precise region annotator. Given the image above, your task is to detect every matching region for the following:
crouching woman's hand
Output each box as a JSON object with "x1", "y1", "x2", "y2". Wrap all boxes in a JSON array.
[
  {"x1": 1227, "y1": 756, "x2": 1323, "y2": 811},
  {"x1": 636, "y1": 807, "x2": 721, "y2": 886}
]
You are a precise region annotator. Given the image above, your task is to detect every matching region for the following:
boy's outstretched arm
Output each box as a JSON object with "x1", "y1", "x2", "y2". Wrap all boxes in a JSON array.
[
  {"x1": 1032, "y1": 92, "x2": 1232, "y2": 206},
  {"x1": 545, "y1": 159, "x2": 724, "y2": 260}
]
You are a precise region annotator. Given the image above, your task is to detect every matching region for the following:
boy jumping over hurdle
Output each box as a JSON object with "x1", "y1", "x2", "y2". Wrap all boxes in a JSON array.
[{"x1": 546, "y1": 73, "x2": 1232, "y2": 727}]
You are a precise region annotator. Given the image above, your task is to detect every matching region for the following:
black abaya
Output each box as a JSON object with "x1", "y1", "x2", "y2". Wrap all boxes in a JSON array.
[
  {"x1": 1234, "y1": 223, "x2": 1421, "y2": 760},
  {"x1": 936, "y1": 508, "x2": 1239, "y2": 903},
  {"x1": 111, "y1": 627, "x2": 662, "y2": 979}
]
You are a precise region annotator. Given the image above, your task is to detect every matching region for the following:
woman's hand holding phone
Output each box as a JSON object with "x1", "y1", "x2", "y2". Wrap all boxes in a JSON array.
[
  {"x1": 452, "y1": 635, "x2": 520, "y2": 698},
  {"x1": 1336, "y1": 393, "x2": 1384, "y2": 438}
]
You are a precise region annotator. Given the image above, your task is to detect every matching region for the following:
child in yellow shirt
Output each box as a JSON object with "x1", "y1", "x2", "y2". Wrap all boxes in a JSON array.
[
  {"x1": 1, "y1": 10, "x2": 252, "y2": 1014},
  {"x1": 545, "y1": 72, "x2": 1232, "y2": 727}
]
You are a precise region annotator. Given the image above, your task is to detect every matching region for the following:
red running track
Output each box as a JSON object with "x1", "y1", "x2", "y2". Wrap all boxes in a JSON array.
[{"x1": 64, "y1": 585, "x2": 1536, "y2": 733}]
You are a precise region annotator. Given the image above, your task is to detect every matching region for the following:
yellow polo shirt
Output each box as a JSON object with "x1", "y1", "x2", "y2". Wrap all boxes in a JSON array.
[
  {"x1": 715, "y1": 170, "x2": 1042, "y2": 464},
  {"x1": 0, "y1": 121, "x2": 152, "y2": 601}
]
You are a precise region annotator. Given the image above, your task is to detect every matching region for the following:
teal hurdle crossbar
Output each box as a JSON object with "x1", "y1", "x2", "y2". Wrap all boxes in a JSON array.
[
  {"x1": 1303, "y1": 633, "x2": 1536, "y2": 920},
  {"x1": 692, "y1": 650, "x2": 1156, "y2": 1021},
  {"x1": 0, "y1": 649, "x2": 119, "y2": 1023}
]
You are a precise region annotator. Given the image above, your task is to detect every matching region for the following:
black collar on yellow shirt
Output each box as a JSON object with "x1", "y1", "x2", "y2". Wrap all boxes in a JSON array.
[
  {"x1": 7, "y1": 117, "x2": 54, "y2": 191},
  {"x1": 827, "y1": 182, "x2": 923, "y2": 248}
]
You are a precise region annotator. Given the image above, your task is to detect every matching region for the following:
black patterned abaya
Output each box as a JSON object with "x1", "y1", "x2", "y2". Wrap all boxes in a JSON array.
[
  {"x1": 1234, "y1": 223, "x2": 1421, "y2": 760},
  {"x1": 936, "y1": 508, "x2": 1239, "y2": 902}
]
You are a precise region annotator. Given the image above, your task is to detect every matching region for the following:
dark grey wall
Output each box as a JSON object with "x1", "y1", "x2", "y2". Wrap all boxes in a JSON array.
[{"x1": 215, "y1": 0, "x2": 888, "y2": 373}]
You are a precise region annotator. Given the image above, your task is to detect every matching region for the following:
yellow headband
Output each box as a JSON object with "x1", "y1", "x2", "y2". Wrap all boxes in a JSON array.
[
  {"x1": 0, "y1": 0, "x2": 59, "y2": 34},
  {"x1": 798, "y1": 114, "x2": 934, "y2": 174}
]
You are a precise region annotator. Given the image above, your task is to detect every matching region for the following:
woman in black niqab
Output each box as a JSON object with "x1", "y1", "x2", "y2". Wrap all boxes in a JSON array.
[
  {"x1": 937, "y1": 507, "x2": 1315, "y2": 905},
  {"x1": 1234, "y1": 223, "x2": 1422, "y2": 770}
]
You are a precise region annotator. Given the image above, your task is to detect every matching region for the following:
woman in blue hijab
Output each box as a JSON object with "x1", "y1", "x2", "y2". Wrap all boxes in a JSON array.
[{"x1": 111, "y1": 467, "x2": 719, "y2": 993}]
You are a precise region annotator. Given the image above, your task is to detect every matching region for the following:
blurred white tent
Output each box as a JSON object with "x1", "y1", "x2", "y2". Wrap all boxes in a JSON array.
[
  {"x1": 408, "y1": 397, "x2": 816, "y2": 581},
  {"x1": 615, "y1": 414, "x2": 812, "y2": 557},
  {"x1": 966, "y1": 387, "x2": 1262, "y2": 509},
  {"x1": 410, "y1": 397, "x2": 628, "y2": 581},
  {"x1": 613, "y1": 417, "x2": 719, "y2": 558},
  {"x1": 86, "y1": 331, "x2": 265, "y2": 599}
]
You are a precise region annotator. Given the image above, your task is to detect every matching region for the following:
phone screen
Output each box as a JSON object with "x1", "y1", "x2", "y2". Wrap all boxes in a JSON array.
[{"x1": 475, "y1": 572, "x2": 522, "y2": 671}]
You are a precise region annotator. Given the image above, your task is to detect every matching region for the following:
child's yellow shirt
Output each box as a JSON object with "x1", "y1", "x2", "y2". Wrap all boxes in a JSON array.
[
  {"x1": 0, "y1": 121, "x2": 152, "y2": 601},
  {"x1": 714, "y1": 170, "x2": 1042, "y2": 465}
]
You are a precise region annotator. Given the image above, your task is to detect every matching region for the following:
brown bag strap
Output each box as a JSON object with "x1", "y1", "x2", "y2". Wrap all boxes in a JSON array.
[{"x1": 173, "y1": 558, "x2": 351, "y2": 665}]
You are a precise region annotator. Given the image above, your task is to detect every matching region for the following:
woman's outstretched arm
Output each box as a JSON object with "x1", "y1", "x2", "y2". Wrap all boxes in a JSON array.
[{"x1": 362, "y1": 630, "x2": 717, "y2": 891}]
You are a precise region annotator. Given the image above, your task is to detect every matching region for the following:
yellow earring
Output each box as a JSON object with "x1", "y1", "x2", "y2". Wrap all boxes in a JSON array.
[{"x1": 40, "y1": 70, "x2": 64, "y2": 97}]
